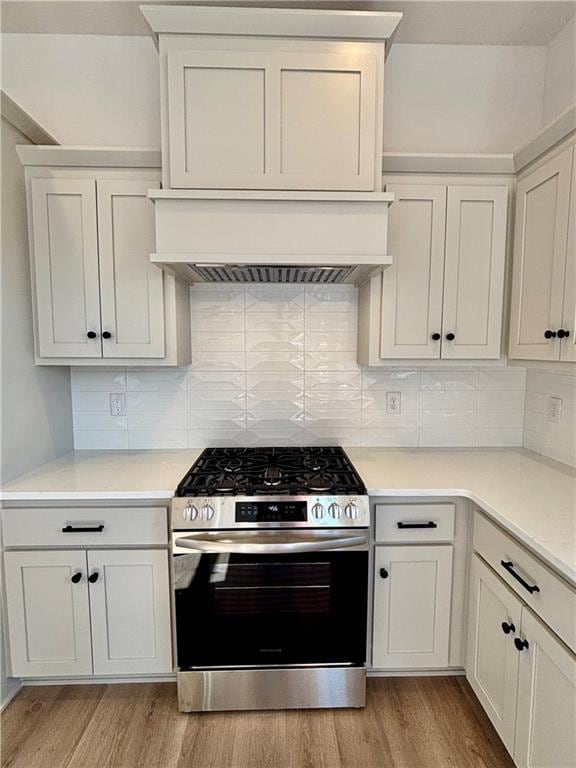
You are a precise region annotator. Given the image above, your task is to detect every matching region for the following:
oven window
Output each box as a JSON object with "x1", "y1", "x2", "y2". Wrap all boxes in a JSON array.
[{"x1": 174, "y1": 551, "x2": 368, "y2": 669}]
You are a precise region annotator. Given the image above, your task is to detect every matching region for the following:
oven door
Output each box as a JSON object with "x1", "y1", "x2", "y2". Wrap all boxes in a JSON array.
[{"x1": 172, "y1": 529, "x2": 369, "y2": 670}]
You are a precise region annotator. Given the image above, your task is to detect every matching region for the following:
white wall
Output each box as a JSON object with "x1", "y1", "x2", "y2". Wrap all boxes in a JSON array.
[
  {"x1": 543, "y1": 17, "x2": 576, "y2": 125},
  {"x1": 1, "y1": 33, "x2": 548, "y2": 153},
  {"x1": 524, "y1": 369, "x2": 576, "y2": 468}
]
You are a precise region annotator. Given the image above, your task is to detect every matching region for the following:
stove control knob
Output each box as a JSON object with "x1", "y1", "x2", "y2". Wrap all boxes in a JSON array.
[
  {"x1": 201, "y1": 504, "x2": 215, "y2": 521},
  {"x1": 311, "y1": 503, "x2": 324, "y2": 519},
  {"x1": 183, "y1": 505, "x2": 198, "y2": 522},
  {"x1": 345, "y1": 503, "x2": 359, "y2": 520},
  {"x1": 328, "y1": 503, "x2": 342, "y2": 519}
]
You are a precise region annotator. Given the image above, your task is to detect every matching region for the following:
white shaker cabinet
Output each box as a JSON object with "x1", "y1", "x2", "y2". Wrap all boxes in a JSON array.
[
  {"x1": 4, "y1": 550, "x2": 93, "y2": 677},
  {"x1": 559, "y1": 151, "x2": 576, "y2": 362},
  {"x1": 509, "y1": 145, "x2": 574, "y2": 361},
  {"x1": 372, "y1": 545, "x2": 453, "y2": 669},
  {"x1": 360, "y1": 180, "x2": 509, "y2": 364},
  {"x1": 167, "y1": 49, "x2": 378, "y2": 191}
]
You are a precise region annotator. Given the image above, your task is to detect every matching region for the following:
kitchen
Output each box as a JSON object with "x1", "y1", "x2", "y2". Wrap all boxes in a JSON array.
[{"x1": 0, "y1": 1, "x2": 575, "y2": 766}]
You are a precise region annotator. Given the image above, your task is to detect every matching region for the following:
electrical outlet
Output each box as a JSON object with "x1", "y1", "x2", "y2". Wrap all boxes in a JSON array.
[
  {"x1": 110, "y1": 393, "x2": 126, "y2": 417},
  {"x1": 386, "y1": 391, "x2": 402, "y2": 415},
  {"x1": 548, "y1": 396, "x2": 562, "y2": 424}
]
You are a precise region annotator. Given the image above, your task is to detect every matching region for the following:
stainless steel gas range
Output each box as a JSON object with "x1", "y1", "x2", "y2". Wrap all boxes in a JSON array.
[{"x1": 171, "y1": 446, "x2": 369, "y2": 713}]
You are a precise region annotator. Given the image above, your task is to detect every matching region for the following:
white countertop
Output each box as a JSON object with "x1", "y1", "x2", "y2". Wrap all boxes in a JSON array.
[{"x1": 2, "y1": 447, "x2": 575, "y2": 586}]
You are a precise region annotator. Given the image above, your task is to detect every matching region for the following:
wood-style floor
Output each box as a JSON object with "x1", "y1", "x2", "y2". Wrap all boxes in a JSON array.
[{"x1": 1, "y1": 678, "x2": 514, "y2": 768}]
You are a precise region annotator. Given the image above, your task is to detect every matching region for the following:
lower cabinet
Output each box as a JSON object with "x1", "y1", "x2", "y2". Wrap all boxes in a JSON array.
[
  {"x1": 467, "y1": 554, "x2": 576, "y2": 768},
  {"x1": 4, "y1": 548, "x2": 172, "y2": 678},
  {"x1": 372, "y1": 545, "x2": 453, "y2": 668}
]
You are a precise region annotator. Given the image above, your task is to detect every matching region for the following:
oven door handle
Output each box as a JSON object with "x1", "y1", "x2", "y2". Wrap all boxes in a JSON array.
[{"x1": 174, "y1": 534, "x2": 368, "y2": 554}]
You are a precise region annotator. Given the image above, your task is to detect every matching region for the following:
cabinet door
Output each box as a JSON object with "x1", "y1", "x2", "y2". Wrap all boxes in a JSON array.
[
  {"x1": 167, "y1": 49, "x2": 376, "y2": 191},
  {"x1": 509, "y1": 147, "x2": 573, "y2": 360},
  {"x1": 87, "y1": 549, "x2": 172, "y2": 675},
  {"x1": 514, "y1": 608, "x2": 576, "y2": 768},
  {"x1": 560, "y1": 154, "x2": 576, "y2": 362},
  {"x1": 372, "y1": 545, "x2": 453, "y2": 669},
  {"x1": 4, "y1": 550, "x2": 92, "y2": 677},
  {"x1": 97, "y1": 179, "x2": 165, "y2": 358},
  {"x1": 466, "y1": 555, "x2": 521, "y2": 754},
  {"x1": 380, "y1": 185, "x2": 446, "y2": 359},
  {"x1": 442, "y1": 186, "x2": 508, "y2": 359},
  {"x1": 31, "y1": 178, "x2": 102, "y2": 358}
]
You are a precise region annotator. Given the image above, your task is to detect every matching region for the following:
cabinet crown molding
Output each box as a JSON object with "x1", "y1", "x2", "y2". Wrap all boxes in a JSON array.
[{"x1": 17, "y1": 146, "x2": 161, "y2": 168}]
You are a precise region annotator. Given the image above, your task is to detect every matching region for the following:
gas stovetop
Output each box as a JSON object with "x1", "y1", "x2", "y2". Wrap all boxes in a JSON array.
[{"x1": 175, "y1": 447, "x2": 366, "y2": 497}]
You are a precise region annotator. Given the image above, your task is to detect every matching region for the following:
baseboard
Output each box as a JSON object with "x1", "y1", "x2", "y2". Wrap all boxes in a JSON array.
[
  {"x1": 0, "y1": 681, "x2": 22, "y2": 712},
  {"x1": 368, "y1": 668, "x2": 465, "y2": 677},
  {"x1": 22, "y1": 674, "x2": 177, "y2": 686}
]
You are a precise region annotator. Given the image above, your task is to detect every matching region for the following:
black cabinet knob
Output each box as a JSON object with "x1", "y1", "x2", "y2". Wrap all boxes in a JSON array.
[
  {"x1": 379, "y1": 568, "x2": 389, "y2": 579},
  {"x1": 71, "y1": 572, "x2": 82, "y2": 584},
  {"x1": 501, "y1": 621, "x2": 516, "y2": 635},
  {"x1": 88, "y1": 571, "x2": 99, "y2": 584},
  {"x1": 431, "y1": 333, "x2": 441, "y2": 341},
  {"x1": 445, "y1": 333, "x2": 455, "y2": 341},
  {"x1": 102, "y1": 331, "x2": 112, "y2": 339},
  {"x1": 86, "y1": 331, "x2": 97, "y2": 339},
  {"x1": 544, "y1": 330, "x2": 557, "y2": 339},
  {"x1": 514, "y1": 637, "x2": 529, "y2": 652},
  {"x1": 557, "y1": 329, "x2": 571, "y2": 339}
]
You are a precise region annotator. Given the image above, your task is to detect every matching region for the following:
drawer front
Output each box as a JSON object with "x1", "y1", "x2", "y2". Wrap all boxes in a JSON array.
[
  {"x1": 473, "y1": 512, "x2": 576, "y2": 653},
  {"x1": 2, "y1": 507, "x2": 168, "y2": 547},
  {"x1": 374, "y1": 503, "x2": 455, "y2": 543}
]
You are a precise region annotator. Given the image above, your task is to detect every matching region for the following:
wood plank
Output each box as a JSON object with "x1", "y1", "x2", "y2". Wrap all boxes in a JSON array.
[{"x1": 1, "y1": 678, "x2": 515, "y2": 768}]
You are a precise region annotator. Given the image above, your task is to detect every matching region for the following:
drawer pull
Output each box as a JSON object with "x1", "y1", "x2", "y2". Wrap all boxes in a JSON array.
[
  {"x1": 501, "y1": 621, "x2": 516, "y2": 635},
  {"x1": 379, "y1": 568, "x2": 389, "y2": 579},
  {"x1": 500, "y1": 560, "x2": 540, "y2": 594},
  {"x1": 62, "y1": 524, "x2": 105, "y2": 534},
  {"x1": 88, "y1": 571, "x2": 100, "y2": 584},
  {"x1": 514, "y1": 637, "x2": 529, "y2": 652},
  {"x1": 397, "y1": 521, "x2": 438, "y2": 529},
  {"x1": 70, "y1": 571, "x2": 82, "y2": 584}
]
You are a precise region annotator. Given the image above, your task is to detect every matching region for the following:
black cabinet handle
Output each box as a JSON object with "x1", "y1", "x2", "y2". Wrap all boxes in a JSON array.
[
  {"x1": 501, "y1": 621, "x2": 516, "y2": 635},
  {"x1": 380, "y1": 568, "x2": 389, "y2": 579},
  {"x1": 445, "y1": 333, "x2": 455, "y2": 341},
  {"x1": 397, "y1": 521, "x2": 438, "y2": 529},
  {"x1": 544, "y1": 330, "x2": 557, "y2": 339},
  {"x1": 514, "y1": 637, "x2": 529, "y2": 652},
  {"x1": 86, "y1": 331, "x2": 97, "y2": 339},
  {"x1": 557, "y1": 329, "x2": 571, "y2": 339},
  {"x1": 62, "y1": 524, "x2": 105, "y2": 533},
  {"x1": 88, "y1": 571, "x2": 100, "y2": 584},
  {"x1": 102, "y1": 331, "x2": 112, "y2": 339},
  {"x1": 71, "y1": 572, "x2": 82, "y2": 584},
  {"x1": 500, "y1": 560, "x2": 540, "y2": 594},
  {"x1": 431, "y1": 333, "x2": 441, "y2": 341}
]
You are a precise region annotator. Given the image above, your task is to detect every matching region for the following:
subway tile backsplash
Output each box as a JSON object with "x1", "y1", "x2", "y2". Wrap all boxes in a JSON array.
[
  {"x1": 523, "y1": 369, "x2": 576, "y2": 467},
  {"x1": 72, "y1": 284, "x2": 528, "y2": 451}
]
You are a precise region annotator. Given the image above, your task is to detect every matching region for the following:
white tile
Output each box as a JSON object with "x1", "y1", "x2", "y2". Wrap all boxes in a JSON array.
[
  {"x1": 246, "y1": 311, "x2": 304, "y2": 333},
  {"x1": 305, "y1": 332, "x2": 356, "y2": 352},
  {"x1": 419, "y1": 429, "x2": 477, "y2": 447},
  {"x1": 187, "y1": 390, "x2": 246, "y2": 410},
  {"x1": 187, "y1": 371, "x2": 245, "y2": 391},
  {"x1": 71, "y1": 371, "x2": 126, "y2": 392},
  {"x1": 190, "y1": 288, "x2": 244, "y2": 312},
  {"x1": 246, "y1": 394, "x2": 303, "y2": 414},
  {"x1": 524, "y1": 391, "x2": 548, "y2": 414},
  {"x1": 246, "y1": 352, "x2": 304, "y2": 371},
  {"x1": 127, "y1": 411, "x2": 186, "y2": 431},
  {"x1": 420, "y1": 370, "x2": 479, "y2": 391},
  {"x1": 74, "y1": 412, "x2": 127, "y2": 430},
  {"x1": 74, "y1": 430, "x2": 129, "y2": 450},
  {"x1": 527, "y1": 371, "x2": 576, "y2": 400},
  {"x1": 305, "y1": 286, "x2": 357, "y2": 312},
  {"x1": 305, "y1": 371, "x2": 362, "y2": 390},
  {"x1": 362, "y1": 408, "x2": 419, "y2": 429},
  {"x1": 246, "y1": 411, "x2": 304, "y2": 430},
  {"x1": 244, "y1": 428, "x2": 306, "y2": 447},
  {"x1": 477, "y1": 409, "x2": 524, "y2": 428},
  {"x1": 247, "y1": 371, "x2": 304, "y2": 391},
  {"x1": 191, "y1": 311, "x2": 246, "y2": 332},
  {"x1": 419, "y1": 409, "x2": 477, "y2": 429},
  {"x1": 305, "y1": 410, "x2": 361, "y2": 429},
  {"x1": 476, "y1": 428, "x2": 523, "y2": 446},
  {"x1": 126, "y1": 391, "x2": 186, "y2": 411},
  {"x1": 361, "y1": 428, "x2": 418, "y2": 447},
  {"x1": 305, "y1": 390, "x2": 362, "y2": 408},
  {"x1": 478, "y1": 368, "x2": 527, "y2": 390},
  {"x1": 304, "y1": 428, "x2": 359, "y2": 446},
  {"x1": 523, "y1": 429, "x2": 544, "y2": 454},
  {"x1": 245, "y1": 331, "x2": 304, "y2": 352},
  {"x1": 126, "y1": 370, "x2": 187, "y2": 392},
  {"x1": 419, "y1": 391, "x2": 478, "y2": 411},
  {"x1": 188, "y1": 410, "x2": 246, "y2": 430},
  {"x1": 304, "y1": 351, "x2": 359, "y2": 371},
  {"x1": 478, "y1": 390, "x2": 524, "y2": 410},
  {"x1": 362, "y1": 369, "x2": 420, "y2": 390},
  {"x1": 363, "y1": 390, "x2": 419, "y2": 410},
  {"x1": 191, "y1": 351, "x2": 246, "y2": 371},
  {"x1": 245, "y1": 288, "x2": 305, "y2": 312},
  {"x1": 72, "y1": 391, "x2": 111, "y2": 412},
  {"x1": 188, "y1": 429, "x2": 247, "y2": 448},
  {"x1": 191, "y1": 332, "x2": 245, "y2": 352},
  {"x1": 305, "y1": 312, "x2": 357, "y2": 333},
  {"x1": 128, "y1": 430, "x2": 187, "y2": 449}
]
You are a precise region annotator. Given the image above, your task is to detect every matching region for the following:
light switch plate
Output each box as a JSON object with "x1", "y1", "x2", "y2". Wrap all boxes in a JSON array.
[
  {"x1": 110, "y1": 393, "x2": 126, "y2": 417},
  {"x1": 548, "y1": 396, "x2": 562, "y2": 423},
  {"x1": 386, "y1": 391, "x2": 401, "y2": 414}
]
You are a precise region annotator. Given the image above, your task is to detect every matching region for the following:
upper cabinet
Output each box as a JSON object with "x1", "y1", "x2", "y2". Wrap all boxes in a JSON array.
[
  {"x1": 142, "y1": 4, "x2": 402, "y2": 193},
  {"x1": 509, "y1": 144, "x2": 575, "y2": 362},
  {"x1": 19, "y1": 147, "x2": 191, "y2": 366},
  {"x1": 358, "y1": 179, "x2": 509, "y2": 364}
]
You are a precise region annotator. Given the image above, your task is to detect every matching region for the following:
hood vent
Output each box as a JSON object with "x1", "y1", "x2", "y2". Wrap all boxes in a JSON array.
[{"x1": 190, "y1": 264, "x2": 357, "y2": 284}]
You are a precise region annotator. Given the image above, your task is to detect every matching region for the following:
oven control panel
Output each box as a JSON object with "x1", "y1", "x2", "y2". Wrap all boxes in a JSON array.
[{"x1": 172, "y1": 495, "x2": 369, "y2": 530}]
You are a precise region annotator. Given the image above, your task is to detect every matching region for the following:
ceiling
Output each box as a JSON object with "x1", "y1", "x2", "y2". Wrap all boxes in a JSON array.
[{"x1": 1, "y1": 0, "x2": 575, "y2": 45}]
